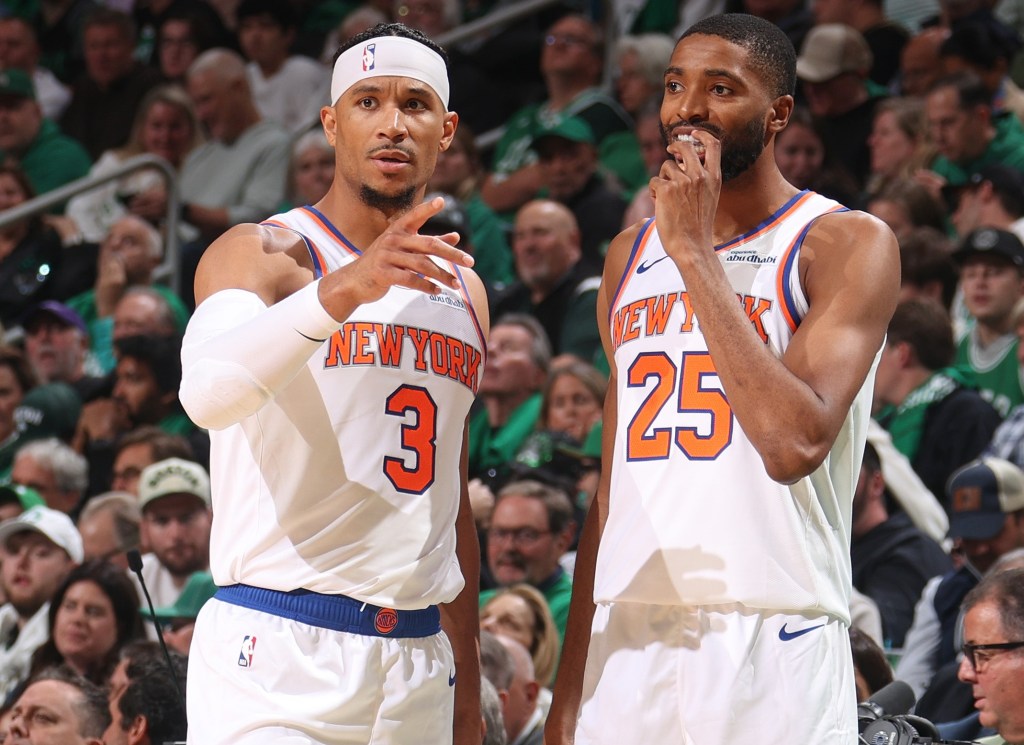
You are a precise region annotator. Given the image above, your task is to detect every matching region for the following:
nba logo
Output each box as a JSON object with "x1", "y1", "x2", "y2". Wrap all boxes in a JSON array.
[
  {"x1": 237, "y1": 635, "x2": 257, "y2": 667},
  {"x1": 362, "y1": 43, "x2": 376, "y2": 72}
]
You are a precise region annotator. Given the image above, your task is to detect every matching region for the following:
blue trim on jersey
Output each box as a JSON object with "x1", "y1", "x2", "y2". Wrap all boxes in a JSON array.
[
  {"x1": 610, "y1": 217, "x2": 656, "y2": 325},
  {"x1": 302, "y1": 233, "x2": 324, "y2": 279},
  {"x1": 452, "y1": 262, "x2": 488, "y2": 356},
  {"x1": 780, "y1": 207, "x2": 850, "y2": 327},
  {"x1": 303, "y1": 205, "x2": 362, "y2": 255},
  {"x1": 216, "y1": 584, "x2": 441, "y2": 637},
  {"x1": 715, "y1": 190, "x2": 808, "y2": 252}
]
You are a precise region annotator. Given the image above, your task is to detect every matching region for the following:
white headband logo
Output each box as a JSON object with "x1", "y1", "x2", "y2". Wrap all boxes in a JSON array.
[{"x1": 331, "y1": 35, "x2": 450, "y2": 108}]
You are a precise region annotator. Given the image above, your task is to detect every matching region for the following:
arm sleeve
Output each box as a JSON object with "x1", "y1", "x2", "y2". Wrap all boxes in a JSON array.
[{"x1": 179, "y1": 280, "x2": 342, "y2": 431}]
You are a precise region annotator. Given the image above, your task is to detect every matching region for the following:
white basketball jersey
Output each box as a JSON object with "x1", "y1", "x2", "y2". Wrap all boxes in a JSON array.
[
  {"x1": 206, "y1": 205, "x2": 486, "y2": 609},
  {"x1": 596, "y1": 191, "x2": 876, "y2": 620}
]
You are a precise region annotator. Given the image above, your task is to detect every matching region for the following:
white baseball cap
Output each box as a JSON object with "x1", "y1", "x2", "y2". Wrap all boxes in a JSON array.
[
  {"x1": 0, "y1": 505, "x2": 84, "y2": 563},
  {"x1": 138, "y1": 458, "x2": 210, "y2": 512}
]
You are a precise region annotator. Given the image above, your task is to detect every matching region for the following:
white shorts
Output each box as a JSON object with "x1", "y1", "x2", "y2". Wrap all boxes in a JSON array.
[
  {"x1": 186, "y1": 590, "x2": 455, "y2": 745},
  {"x1": 576, "y1": 602, "x2": 857, "y2": 744}
]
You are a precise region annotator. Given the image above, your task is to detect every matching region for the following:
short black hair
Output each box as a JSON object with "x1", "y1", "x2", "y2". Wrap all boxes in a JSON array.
[
  {"x1": 886, "y1": 298, "x2": 955, "y2": 372},
  {"x1": 680, "y1": 13, "x2": 797, "y2": 99},
  {"x1": 236, "y1": 0, "x2": 296, "y2": 31},
  {"x1": 929, "y1": 70, "x2": 991, "y2": 111},
  {"x1": 333, "y1": 22, "x2": 449, "y2": 71},
  {"x1": 114, "y1": 335, "x2": 182, "y2": 395},
  {"x1": 118, "y1": 658, "x2": 187, "y2": 743}
]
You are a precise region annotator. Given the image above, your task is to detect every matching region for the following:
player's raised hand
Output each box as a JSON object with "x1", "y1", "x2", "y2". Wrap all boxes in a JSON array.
[
  {"x1": 651, "y1": 129, "x2": 722, "y2": 262},
  {"x1": 321, "y1": 196, "x2": 474, "y2": 313}
]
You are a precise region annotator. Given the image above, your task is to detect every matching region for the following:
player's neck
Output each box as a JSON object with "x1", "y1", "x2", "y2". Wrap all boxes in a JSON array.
[
  {"x1": 713, "y1": 164, "x2": 800, "y2": 245},
  {"x1": 317, "y1": 185, "x2": 425, "y2": 248}
]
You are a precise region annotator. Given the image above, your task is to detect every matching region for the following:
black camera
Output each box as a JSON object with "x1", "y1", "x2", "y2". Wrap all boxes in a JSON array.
[{"x1": 858, "y1": 681, "x2": 978, "y2": 745}]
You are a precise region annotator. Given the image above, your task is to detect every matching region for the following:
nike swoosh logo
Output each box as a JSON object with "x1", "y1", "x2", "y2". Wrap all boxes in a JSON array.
[
  {"x1": 778, "y1": 623, "x2": 826, "y2": 641},
  {"x1": 637, "y1": 256, "x2": 669, "y2": 273},
  {"x1": 448, "y1": 670, "x2": 456, "y2": 686}
]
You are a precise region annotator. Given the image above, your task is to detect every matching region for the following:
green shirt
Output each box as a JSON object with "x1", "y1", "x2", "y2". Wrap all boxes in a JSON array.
[
  {"x1": 1, "y1": 118, "x2": 92, "y2": 200},
  {"x1": 468, "y1": 393, "x2": 543, "y2": 479},
  {"x1": 464, "y1": 193, "x2": 515, "y2": 288},
  {"x1": 956, "y1": 330, "x2": 1024, "y2": 418},
  {"x1": 931, "y1": 114, "x2": 1024, "y2": 186}
]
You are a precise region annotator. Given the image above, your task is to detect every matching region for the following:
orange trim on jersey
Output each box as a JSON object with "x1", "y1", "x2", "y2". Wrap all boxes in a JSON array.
[
  {"x1": 715, "y1": 191, "x2": 815, "y2": 253},
  {"x1": 774, "y1": 204, "x2": 846, "y2": 333},
  {"x1": 611, "y1": 218, "x2": 658, "y2": 323}
]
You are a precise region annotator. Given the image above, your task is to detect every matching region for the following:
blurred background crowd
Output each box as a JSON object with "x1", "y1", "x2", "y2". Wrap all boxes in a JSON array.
[{"x1": 0, "y1": 0, "x2": 1022, "y2": 743}]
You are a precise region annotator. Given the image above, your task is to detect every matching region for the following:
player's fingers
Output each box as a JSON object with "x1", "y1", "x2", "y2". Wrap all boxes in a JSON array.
[
  {"x1": 691, "y1": 130, "x2": 721, "y2": 177},
  {"x1": 390, "y1": 195, "x2": 447, "y2": 233},
  {"x1": 401, "y1": 233, "x2": 474, "y2": 267}
]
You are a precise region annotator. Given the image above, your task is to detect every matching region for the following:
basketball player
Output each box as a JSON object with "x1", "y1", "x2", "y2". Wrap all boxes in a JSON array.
[
  {"x1": 178, "y1": 24, "x2": 486, "y2": 745},
  {"x1": 546, "y1": 14, "x2": 900, "y2": 744}
]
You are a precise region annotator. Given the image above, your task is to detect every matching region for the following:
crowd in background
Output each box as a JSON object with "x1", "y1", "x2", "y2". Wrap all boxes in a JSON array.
[{"x1": 0, "y1": 0, "x2": 1022, "y2": 742}]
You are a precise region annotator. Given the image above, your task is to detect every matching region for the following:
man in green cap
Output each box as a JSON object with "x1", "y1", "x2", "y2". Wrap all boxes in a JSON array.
[{"x1": 0, "y1": 68, "x2": 91, "y2": 197}]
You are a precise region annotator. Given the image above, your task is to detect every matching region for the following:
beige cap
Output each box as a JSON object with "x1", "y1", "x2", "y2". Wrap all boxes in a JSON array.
[
  {"x1": 796, "y1": 24, "x2": 873, "y2": 83},
  {"x1": 138, "y1": 458, "x2": 210, "y2": 511}
]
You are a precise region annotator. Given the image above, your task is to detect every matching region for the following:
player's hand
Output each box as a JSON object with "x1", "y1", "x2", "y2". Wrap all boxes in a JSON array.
[
  {"x1": 319, "y1": 196, "x2": 474, "y2": 318},
  {"x1": 651, "y1": 129, "x2": 722, "y2": 263}
]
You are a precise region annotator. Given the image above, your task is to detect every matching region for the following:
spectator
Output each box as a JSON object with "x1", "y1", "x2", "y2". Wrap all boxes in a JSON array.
[
  {"x1": 59, "y1": 8, "x2": 163, "y2": 161},
  {"x1": 0, "y1": 16, "x2": 70, "y2": 120},
  {"x1": 530, "y1": 119, "x2": 628, "y2": 272},
  {"x1": 796, "y1": 23, "x2": 886, "y2": 190},
  {"x1": 953, "y1": 228, "x2": 1024, "y2": 417},
  {"x1": 4, "y1": 666, "x2": 110, "y2": 744},
  {"x1": 939, "y1": 20, "x2": 1024, "y2": 122},
  {"x1": 481, "y1": 583, "x2": 560, "y2": 688},
  {"x1": 33, "y1": 0, "x2": 100, "y2": 85},
  {"x1": 873, "y1": 298, "x2": 1001, "y2": 504},
  {"x1": 286, "y1": 128, "x2": 333, "y2": 208},
  {"x1": 0, "y1": 69, "x2": 91, "y2": 199},
  {"x1": 899, "y1": 26, "x2": 947, "y2": 97},
  {"x1": 0, "y1": 371, "x2": 81, "y2": 483},
  {"x1": 469, "y1": 315, "x2": 550, "y2": 481},
  {"x1": 27, "y1": 559, "x2": 145, "y2": 685},
  {"x1": 493, "y1": 201, "x2": 601, "y2": 362},
  {"x1": 537, "y1": 361, "x2": 606, "y2": 447},
  {"x1": 0, "y1": 166, "x2": 67, "y2": 326},
  {"x1": 867, "y1": 178, "x2": 948, "y2": 239},
  {"x1": 611, "y1": 34, "x2": 675, "y2": 119},
  {"x1": 850, "y1": 441, "x2": 952, "y2": 646},
  {"x1": 946, "y1": 164, "x2": 1024, "y2": 244},
  {"x1": 496, "y1": 635, "x2": 545, "y2": 745},
  {"x1": 898, "y1": 457, "x2": 1024, "y2": 701},
  {"x1": 957, "y1": 566, "x2": 1024, "y2": 745},
  {"x1": 103, "y1": 656, "x2": 187, "y2": 745},
  {"x1": 427, "y1": 125, "x2": 515, "y2": 290},
  {"x1": 866, "y1": 97, "x2": 935, "y2": 201},
  {"x1": 480, "y1": 632, "x2": 513, "y2": 744},
  {"x1": 897, "y1": 227, "x2": 959, "y2": 312},
  {"x1": 141, "y1": 570, "x2": 215, "y2": 655},
  {"x1": 139, "y1": 1, "x2": 230, "y2": 79},
  {"x1": 64, "y1": 84, "x2": 203, "y2": 243},
  {"x1": 0, "y1": 347, "x2": 41, "y2": 475},
  {"x1": 21, "y1": 301, "x2": 106, "y2": 402},
  {"x1": 621, "y1": 99, "x2": 665, "y2": 227},
  {"x1": 236, "y1": 0, "x2": 329, "y2": 135},
  {"x1": 76, "y1": 491, "x2": 140, "y2": 569},
  {"x1": 133, "y1": 457, "x2": 211, "y2": 608},
  {"x1": 0, "y1": 505, "x2": 82, "y2": 702},
  {"x1": 926, "y1": 72, "x2": 1024, "y2": 188},
  {"x1": 11, "y1": 438, "x2": 88, "y2": 516},
  {"x1": 108, "y1": 426, "x2": 193, "y2": 497},
  {"x1": 810, "y1": 0, "x2": 910, "y2": 87},
  {"x1": 0, "y1": 482, "x2": 43, "y2": 523},
  {"x1": 482, "y1": 479, "x2": 575, "y2": 640},
  {"x1": 65, "y1": 215, "x2": 189, "y2": 374},
  {"x1": 481, "y1": 675, "x2": 507, "y2": 745},
  {"x1": 481, "y1": 14, "x2": 644, "y2": 218},
  {"x1": 775, "y1": 104, "x2": 860, "y2": 206},
  {"x1": 849, "y1": 626, "x2": 895, "y2": 702}
]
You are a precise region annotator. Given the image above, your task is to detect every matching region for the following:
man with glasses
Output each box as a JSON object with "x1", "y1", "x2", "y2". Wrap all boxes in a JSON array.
[
  {"x1": 481, "y1": 479, "x2": 576, "y2": 639},
  {"x1": 958, "y1": 566, "x2": 1024, "y2": 744}
]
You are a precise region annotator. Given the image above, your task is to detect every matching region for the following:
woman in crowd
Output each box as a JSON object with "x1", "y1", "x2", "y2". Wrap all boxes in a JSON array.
[
  {"x1": 28, "y1": 559, "x2": 145, "y2": 685},
  {"x1": 613, "y1": 33, "x2": 675, "y2": 119},
  {"x1": 775, "y1": 106, "x2": 860, "y2": 206},
  {"x1": 481, "y1": 583, "x2": 560, "y2": 688},
  {"x1": 64, "y1": 85, "x2": 203, "y2": 242},
  {"x1": 287, "y1": 129, "x2": 335, "y2": 208},
  {"x1": 537, "y1": 360, "x2": 606, "y2": 446},
  {"x1": 867, "y1": 178, "x2": 948, "y2": 239},
  {"x1": 865, "y1": 97, "x2": 934, "y2": 200}
]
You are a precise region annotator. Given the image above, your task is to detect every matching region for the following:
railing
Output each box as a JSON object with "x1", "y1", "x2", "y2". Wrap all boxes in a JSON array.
[{"x1": 0, "y1": 153, "x2": 181, "y2": 295}]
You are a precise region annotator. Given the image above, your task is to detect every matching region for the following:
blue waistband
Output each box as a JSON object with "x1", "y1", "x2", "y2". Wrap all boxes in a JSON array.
[{"x1": 215, "y1": 584, "x2": 441, "y2": 638}]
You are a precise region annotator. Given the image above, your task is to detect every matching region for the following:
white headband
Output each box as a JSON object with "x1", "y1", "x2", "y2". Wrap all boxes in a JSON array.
[{"x1": 331, "y1": 36, "x2": 450, "y2": 108}]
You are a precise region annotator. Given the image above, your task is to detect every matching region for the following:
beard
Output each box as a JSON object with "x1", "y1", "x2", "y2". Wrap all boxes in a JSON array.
[
  {"x1": 662, "y1": 114, "x2": 766, "y2": 182},
  {"x1": 360, "y1": 184, "x2": 417, "y2": 213}
]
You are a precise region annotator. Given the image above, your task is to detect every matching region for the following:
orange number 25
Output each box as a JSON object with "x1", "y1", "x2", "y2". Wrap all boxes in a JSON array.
[{"x1": 626, "y1": 351, "x2": 733, "y2": 461}]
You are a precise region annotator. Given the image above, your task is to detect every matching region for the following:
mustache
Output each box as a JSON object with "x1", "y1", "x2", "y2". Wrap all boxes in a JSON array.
[{"x1": 368, "y1": 144, "x2": 414, "y2": 159}]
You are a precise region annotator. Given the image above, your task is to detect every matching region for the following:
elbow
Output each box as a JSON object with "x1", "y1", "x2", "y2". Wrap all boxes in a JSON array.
[
  {"x1": 760, "y1": 438, "x2": 830, "y2": 485},
  {"x1": 179, "y1": 360, "x2": 272, "y2": 431}
]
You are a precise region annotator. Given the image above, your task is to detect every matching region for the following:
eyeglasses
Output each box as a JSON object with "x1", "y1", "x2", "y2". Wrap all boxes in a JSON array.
[
  {"x1": 545, "y1": 33, "x2": 590, "y2": 49},
  {"x1": 961, "y1": 640, "x2": 1024, "y2": 671},
  {"x1": 487, "y1": 527, "x2": 552, "y2": 545}
]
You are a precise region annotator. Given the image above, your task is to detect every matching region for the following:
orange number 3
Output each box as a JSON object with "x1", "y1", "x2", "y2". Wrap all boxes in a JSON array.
[
  {"x1": 626, "y1": 351, "x2": 733, "y2": 461},
  {"x1": 384, "y1": 385, "x2": 437, "y2": 494}
]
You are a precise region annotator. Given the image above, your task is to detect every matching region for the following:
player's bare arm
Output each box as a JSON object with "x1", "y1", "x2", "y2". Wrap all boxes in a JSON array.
[
  {"x1": 653, "y1": 131, "x2": 900, "y2": 483},
  {"x1": 544, "y1": 225, "x2": 634, "y2": 745}
]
